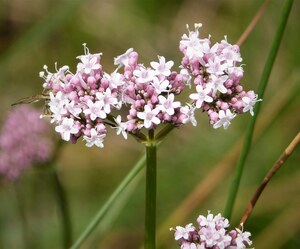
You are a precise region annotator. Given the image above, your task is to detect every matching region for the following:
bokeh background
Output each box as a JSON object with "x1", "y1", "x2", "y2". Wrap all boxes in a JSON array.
[{"x1": 0, "y1": 0, "x2": 299, "y2": 248}]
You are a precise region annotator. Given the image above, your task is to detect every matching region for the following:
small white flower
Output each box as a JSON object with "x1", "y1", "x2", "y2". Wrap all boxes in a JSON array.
[
  {"x1": 151, "y1": 77, "x2": 170, "y2": 94},
  {"x1": 55, "y1": 117, "x2": 79, "y2": 141},
  {"x1": 173, "y1": 223, "x2": 195, "y2": 240},
  {"x1": 77, "y1": 54, "x2": 101, "y2": 74},
  {"x1": 206, "y1": 55, "x2": 228, "y2": 75},
  {"x1": 157, "y1": 93, "x2": 181, "y2": 115},
  {"x1": 220, "y1": 41, "x2": 242, "y2": 66},
  {"x1": 189, "y1": 85, "x2": 213, "y2": 108},
  {"x1": 213, "y1": 109, "x2": 236, "y2": 129},
  {"x1": 104, "y1": 71, "x2": 125, "y2": 88},
  {"x1": 242, "y1": 94, "x2": 261, "y2": 116},
  {"x1": 150, "y1": 56, "x2": 174, "y2": 77},
  {"x1": 180, "y1": 104, "x2": 197, "y2": 126},
  {"x1": 48, "y1": 92, "x2": 68, "y2": 123},
  {"x1": 235, "y1": 227, "x2": 252, "y2": 249},
  {"x1": 83, "y1": 128, "x2": 106, "y2": 148},
  {"x1": 65, "y1": 100, "x2": 82, "y2": 118},
  {"x1": 48, "y1": 91, "x2": 67, "y2": 108},
  {"x1": 133, "y1": 66, "x2": 156, "y2": 84},
  {"x1": 96, "y1": 88, "x2": 118, "y2": 114},
  {"x1": 114, "y1": 48, "x2": 134, "y2": 67},
  {"x1": 114, "y1": 115, "x2": 128, "y2": 139},
  {"x1": 137, "y1": 105, "x2": 160, "y2": 129},
  {"x1": 197, "y1": 212, "x2": 216, "y2": 228},
  {"x1": 49, "y1": 104, "x2": 67, "y2": 123},
  {"x1": 180, "y1": 68, "x2": 192, "y2": 87},
  {"x1": 180, "y1": 24, "x2": 210, "y2": 60},
  {"x1": 83, "y1": 99, "x2": 106, "y2": 120},
  {"x1": 207, "y1": 74, "x2": 228, "y2": 95}
]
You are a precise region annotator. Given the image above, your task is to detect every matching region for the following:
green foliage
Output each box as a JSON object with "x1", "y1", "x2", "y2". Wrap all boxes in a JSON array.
[{"x1": 0, "y1": 0, "x2": 299, "y2": 248}]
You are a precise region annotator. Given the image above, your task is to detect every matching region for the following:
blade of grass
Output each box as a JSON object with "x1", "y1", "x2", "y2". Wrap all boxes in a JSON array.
[
  {"x1": 89, "y1": 169, "x2": 144, "y2": 248},
  {"x1": 223, "y1": 0, "x2": 294, "y2": 220},
  {"x1": 70, "y1": 154, "x2": 146, "y2": 249}
]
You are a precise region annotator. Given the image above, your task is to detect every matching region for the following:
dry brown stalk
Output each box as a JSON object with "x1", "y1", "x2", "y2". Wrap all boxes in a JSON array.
[{"x1": 239, "y1": 132, "x2": 300, "y2": 227}]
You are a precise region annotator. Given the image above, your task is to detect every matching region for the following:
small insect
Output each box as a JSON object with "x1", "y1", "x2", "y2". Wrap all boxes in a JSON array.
[
  {"x1": 11, "y1": 91, "x2": 51, "y2": 117},
  {"x1": 11, "y1": 94, "x2": 50, "y2": 106}
]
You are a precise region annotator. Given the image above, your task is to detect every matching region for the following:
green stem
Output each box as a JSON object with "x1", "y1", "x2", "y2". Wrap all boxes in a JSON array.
[
  {"x1": 223, "y1": 0, "x2": 294, "y2": 220},
  {"x1": 155, "y1": 124, "x2": 175, "y2": 142},
  {"x1": 51, "y1": 168, "x2": 72, "y2": 249},
  {"x1": 70, "y1": 154, "x2": 146, "y2": 249},
  {"x1": 145, "y1": 130, "x2": 157, "y2": 249}
]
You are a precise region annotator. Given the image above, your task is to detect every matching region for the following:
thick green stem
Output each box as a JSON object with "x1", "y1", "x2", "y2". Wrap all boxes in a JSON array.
[
  {"x1": 51, "y1": 168, "x2": 72, "y2": 249},
  {"x1": 223, "y1": 0, "x2": 294, "y2": 220},
  {"x1": 145, "y1": 130, "x2": 157, "y2": 249}
]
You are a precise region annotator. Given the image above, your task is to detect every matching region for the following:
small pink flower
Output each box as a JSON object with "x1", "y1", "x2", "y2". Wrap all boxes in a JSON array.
[
  {"x1": 55, "y1": 117, "x2": 79, "y2": 141},
  {"x1": 157, "y1": 93, "x2": 181, "y2": 115},
  {"x1": 213, "y1": 109, "x2": 236, "y2": 129},
  {"x1": 150, "y1": 56, "x2": 174, "y2": 77},
  {"x1": 114, "y1": 48, "x2": 134, "y2": 67},
  {"x1": 189, "y1": 85, "x2": 213, "y2": 108},
  {"x1": 83, "y1": 128, "x2": 106, "y2": 148},
  {"x1": 137, "y1": 105, "x2": 161, "y2": 129}
]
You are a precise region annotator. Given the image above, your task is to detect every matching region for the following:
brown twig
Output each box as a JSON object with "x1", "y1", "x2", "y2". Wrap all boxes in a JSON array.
[
  {"x1": 236, "y1": 0, "x2": 272, "y2": 46},
  {"x1": 239, "y1": 132, "x2": 300, "y2": 228}
]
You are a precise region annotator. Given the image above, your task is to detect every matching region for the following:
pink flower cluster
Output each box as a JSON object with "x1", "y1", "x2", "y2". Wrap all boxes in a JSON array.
[
  {"x1": 38, "y1": 23, "x2": 260, "y2": 148},
  {"x1": 0, "y1": 106, "x2": 53, "y2": 181},
  {"x1": 171, "y1": 211, "x2": 252, "y2": 249},
  {"x1": 180, "y1": 23, "x2": 260, "y2": 128}
]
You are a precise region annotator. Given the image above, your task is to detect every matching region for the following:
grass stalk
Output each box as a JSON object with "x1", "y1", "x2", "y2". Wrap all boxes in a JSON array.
[{"x1": 223, "y1": 0, "x2": 294, "y2": 220}]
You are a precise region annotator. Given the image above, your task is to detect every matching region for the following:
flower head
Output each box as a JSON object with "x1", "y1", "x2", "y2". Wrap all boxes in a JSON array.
[
  {"x1": 171, "y1": 211, "x2": 253, "y2": 249},
  {"x1": 0, "y1": 106, "x2": 53, "y2": 181},
  {"x1": 35, "y1": 23, "x2": 259, "y2": 148}
]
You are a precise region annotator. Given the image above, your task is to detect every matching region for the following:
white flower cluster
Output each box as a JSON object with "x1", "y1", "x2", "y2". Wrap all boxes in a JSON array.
[
  {"x1": 171, "y1": 211, "x2": 253, "y2": 249},
  {"x1": 37, "y1": 24, "x2": 260, "y2": 148}
]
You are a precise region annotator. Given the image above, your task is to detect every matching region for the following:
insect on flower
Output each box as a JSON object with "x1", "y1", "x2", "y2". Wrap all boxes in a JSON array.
[{"x1": 11, "y1": 90, "x2": 51, "y2": 117}]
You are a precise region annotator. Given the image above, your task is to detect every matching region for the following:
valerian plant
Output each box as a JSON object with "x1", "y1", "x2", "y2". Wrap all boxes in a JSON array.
[{"x1": 18, "y1": 23, "x2": 261, "y2": 249}]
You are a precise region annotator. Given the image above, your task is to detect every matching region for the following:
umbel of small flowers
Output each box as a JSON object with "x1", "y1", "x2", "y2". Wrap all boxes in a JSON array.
[
  {"x1": 38, "y1": 23, "x2": 260, "y2": 147},
  {"x1": 170, "y1": 211, "x2": 253, "y2": 249},
  {"x1": 0, "y1": 106, "x2": 53, "y2": 181}
]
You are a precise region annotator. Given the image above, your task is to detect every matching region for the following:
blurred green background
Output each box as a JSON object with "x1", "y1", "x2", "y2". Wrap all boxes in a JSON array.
[{"x1": 0, "y1": 0, "x2": 299, "y2": 248}]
